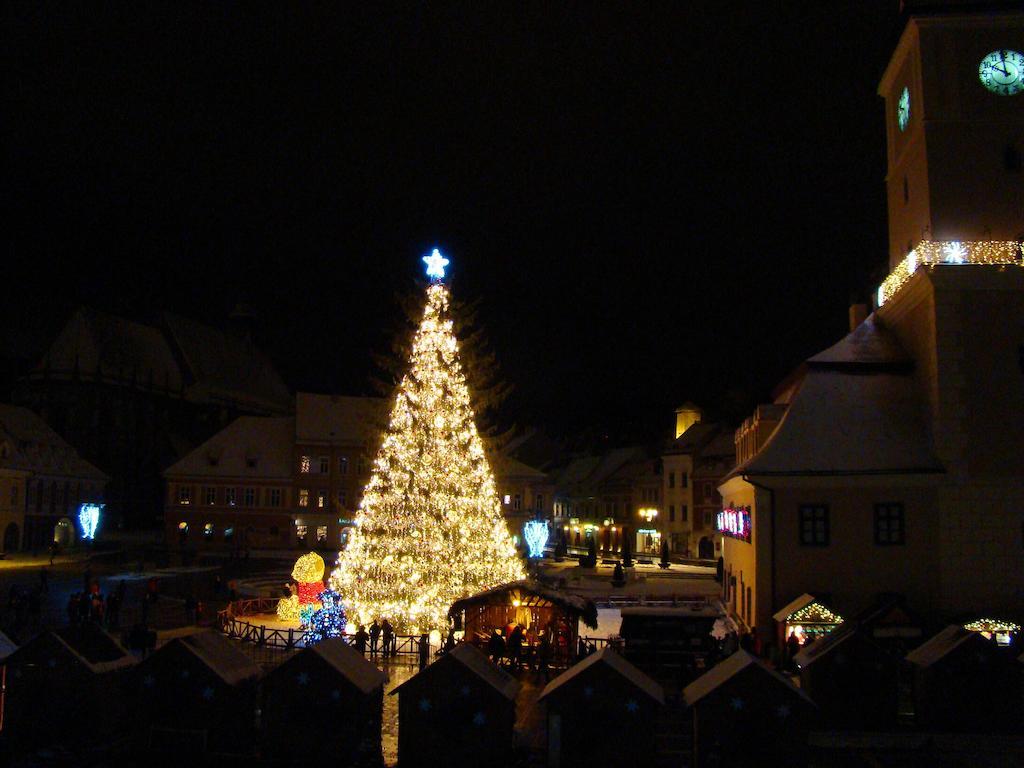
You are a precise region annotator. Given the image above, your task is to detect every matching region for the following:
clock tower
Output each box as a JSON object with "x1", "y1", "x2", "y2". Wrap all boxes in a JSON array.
[{"x1": 878, "y1": 2, "x2": 1024, "y2": 270}]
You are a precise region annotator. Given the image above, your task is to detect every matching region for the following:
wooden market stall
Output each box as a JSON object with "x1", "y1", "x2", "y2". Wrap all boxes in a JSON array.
[
  {"x1": 448, "y1": 580, "x2": 598, "y2": 667},
  {"x1": 772, "y1": 592, "x2": 843, "y2": 649}
]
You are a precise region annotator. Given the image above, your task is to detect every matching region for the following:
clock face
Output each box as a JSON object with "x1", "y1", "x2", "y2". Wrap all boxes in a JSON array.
[
  {"x1": 979, "y1": 50, "x2": 1024, "y2": 95},
  {"x1": 897, "y1": 87, "x2": 910, "y2": 131}
]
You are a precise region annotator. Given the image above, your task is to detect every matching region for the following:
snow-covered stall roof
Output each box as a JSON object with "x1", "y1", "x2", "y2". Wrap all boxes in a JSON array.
[
  {"x1": 538, "y1": 647, "x2": 664, "y2": 704},
  {"x1": 178, "y1": 630, "x2": 261, "y2": 685},
  {"x1": 448, "y1": 580, "x2": 599, "y2": 629},
  {"x1": 309, "y1": 638, "x2": 387, "y2": 694},
  {"x1": 905, "y1": 625, "x2": 979, "y2": 669},
  {"x1": 390, "y1": 642, "x2": 520, "y2": 701},
  {"x1": 683, "y1": 649, "x2": 813, "y2": 707}
]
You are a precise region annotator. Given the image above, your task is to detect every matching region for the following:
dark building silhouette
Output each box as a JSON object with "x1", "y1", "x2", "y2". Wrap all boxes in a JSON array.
[
  {"x1": 906, "y1": 624, "x2": 1023, "y2": 733},
  {"x1": 14, "y1": 307, "x2": 291, "y2": 528},
  {"x1": 261, "y1": 638, "x2": 386, "y2": 764},
  {"x1": 391, "y1": 642, "x2": 519, "y2": 767},
  {"x1": 129, "y1": 630, "x2": 261, "y2": 758},
  {"x1": 1, "y1": 625, "x2": 134, "y2": 751},
  {"x1": 683, "y1": 649, "x2": 817, "y2": 768},
  {"x1": 538, "y1": 646, "x2": 664, "y2": 768}
]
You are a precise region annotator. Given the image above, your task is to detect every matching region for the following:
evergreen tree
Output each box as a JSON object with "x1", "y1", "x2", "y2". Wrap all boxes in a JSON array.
[{"x1": 331, "y1": 259, "x2": 524, "y2": 633}]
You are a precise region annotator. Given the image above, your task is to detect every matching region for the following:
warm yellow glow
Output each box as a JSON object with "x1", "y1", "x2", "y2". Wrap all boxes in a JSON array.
[
  {"x1": 878, "y1": 240, "x2": 1023, "y2": 306},
  {"x1": 331, "y1": 282, "x2": 524, "y2": 632},
  {"x1": 639, "y1": 507, "x2": 659, "y2": 523},
  {"x1": 292, "y1": 551, "x2": 325, "y2": 583}
]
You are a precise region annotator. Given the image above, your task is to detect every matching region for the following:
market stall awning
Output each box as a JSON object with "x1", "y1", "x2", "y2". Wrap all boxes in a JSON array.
[{"x1": 448, "y1": 580, "x2": 599, "y2": 629}]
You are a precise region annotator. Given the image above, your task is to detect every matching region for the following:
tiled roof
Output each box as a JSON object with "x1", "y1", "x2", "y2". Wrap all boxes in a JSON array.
[
  {"x1": 163, "y1": 416, "x2": 294, "y2": 478},
  {"x1": 0, "y1": 403, "x2": 107, "y2": 480},
  {"x1": 294, "y1": 393, "x2": 385, "y2": 444}
]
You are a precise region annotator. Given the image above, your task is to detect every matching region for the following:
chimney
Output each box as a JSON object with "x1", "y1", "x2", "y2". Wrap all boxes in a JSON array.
[{"x1": 849, "y1": 303, "x2": 868, "y2": 332}]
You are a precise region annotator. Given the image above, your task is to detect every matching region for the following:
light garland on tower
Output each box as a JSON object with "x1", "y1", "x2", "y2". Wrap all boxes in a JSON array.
[
  {"x1": 330, "y1": 254, "x2": 524, "y2": 633},
  {"x1": 877, "y1": 240, "x2": 1023, "y2": 306}
]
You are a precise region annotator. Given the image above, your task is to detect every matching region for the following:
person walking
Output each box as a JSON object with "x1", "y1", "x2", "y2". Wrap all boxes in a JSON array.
[
  {"x1": 537, "y1": 632, "x2": 552, "y2": 682},
  {"x1": 354, "y1": 625, "x2": 369, "y2": 655},
  {"x1": 382, "y1": 619, "x2": 395, "y2": 657},
  {"x1": 369, "y1": 620, "x2": 381, "y2": 656},
  {"x1": 785, "y1": 630, "x2": 801, "y2": 672}
]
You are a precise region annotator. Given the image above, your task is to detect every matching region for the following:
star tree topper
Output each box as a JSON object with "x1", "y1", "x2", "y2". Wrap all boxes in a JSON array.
[{"x1": 423, "y1": 248, "x2": 450, "y2": 280}]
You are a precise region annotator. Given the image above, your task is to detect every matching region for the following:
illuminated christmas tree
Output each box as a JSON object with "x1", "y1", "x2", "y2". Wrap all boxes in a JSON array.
[{"x1": 331, "y1": 251, "x2": 524, "y2": 633}]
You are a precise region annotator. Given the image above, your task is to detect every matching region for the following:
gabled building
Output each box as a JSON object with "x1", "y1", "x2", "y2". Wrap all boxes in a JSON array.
[
  {"x1": 14, "y1": 306, "x2": 291, "y2": 527},
  {"x1": 0, "y1": 403, "x2": 107, "y2": 551}
]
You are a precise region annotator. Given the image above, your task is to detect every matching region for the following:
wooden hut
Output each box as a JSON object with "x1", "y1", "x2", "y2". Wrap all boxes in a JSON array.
[
  {"x1": 619, "y1": 603, "x2": 722, "y2": 688},
  {"x1": 794, "y1": 594, "x2": 918, "y2": 728},
  {"x1": 261, "y1": 637, "x2": 386, "y2": 764},
  {"x1": 448, "y1": 580, "x2": 598, "y2": 667},
  {"x1": 391, "y1": 642, "x2": 520, "y2": 767},
  {"x1": 683, "y1": 649, "x2": 816, "y2": 768},
  {"x1": 0, "y1": 625, "x2": 134, "y2": 750},
  {"x1": 538, "y1": 647, "x2": 664, "y2": 768},
  {"x1": 772, "y1": 593, "x2": 843, "y2": 649},
  {"x1": 906, "y1": 624, "x2": 1023, "y2": 733},
  {"x1": 130, "y1": 629, "x2": 261, "y2": 758}
]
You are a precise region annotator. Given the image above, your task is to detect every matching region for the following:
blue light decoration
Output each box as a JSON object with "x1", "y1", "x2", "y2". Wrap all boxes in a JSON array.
[
  {"x1": 78, "y1": 503, "x2": 103, "y2": 540},
  {"x1": 422, "y1": 248, "x2": 450, "y2": 280},
  {"x1": 523, "y1": 520, "x2": 549, "y2": 559},
  {"x1": 305, "y1": 589, "x2": 347, "y2": 645}
]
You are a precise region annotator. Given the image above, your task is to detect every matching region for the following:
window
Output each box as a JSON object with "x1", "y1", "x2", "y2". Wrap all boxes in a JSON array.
[
  {"x1": 300, "y1": 455, "x2": 311, "y2": 473},
  {"x1": 535, "y1": 494, "x2": 543, "y2": 510},
  {"x1": 703, "y1": 482, "x2": 712, "y2": 502},
  {"x1": 298, "y1": 489, "x2": 310, "y2": 507},
  {"x1": 503, "y1": 495, "x2": 511, "y2": 505},
  {"x1": 338, "y1": 489, "x2": 347, "y2": 508},
  {"x1": 799, "y1": 504, "x2": 830, "y2": 546},
  {"x1": 295, "y1": 524, "x2": 308, "y2": 544},
  {"x1": 681, "y1": 473, "x2": 688, "y2": 488},
  {"x1": 11, "y1": 485, "x2": 17, "y2": 505},
  {"x1": 243, "y1": 487, "x2": 256, "y2": 507},
  {"x1": 703, "y1": 510, "x2": 713, "y2": 527},
  {"x1": 246, "y1": 457, "x2": 258, "y2": 469},
  {"x1": 178, "y1": 486, "x2": 192, "y2": 505},
  {"x1": 266, "y1": 488, "x2": 282, "y2": 508},
  {"x1": 513, "y1": 494, "x2": 521, "y2": 511},
  {"x1": 205, "y1": 487, "x2": 216, "y2": 506},
  {"x1": 339, "y1": 456, "x2": 349, "y2": 474},
  {"x1": 668, "y1": 472, "x2": 675, "y2": 489},
  {"x1": 669, "y1": 505, "x2": 675, "y2": 522},
  {"x1": 317, "y1": 490, "x2": 327, "y2": 509},
  {"x1": 225, "y1": 487, "x2": 237, "y2": 506},
  {"x1": 874, "y1": 503, "x2": 905, "y2": 545},
  {"x1": 356, "y1": 456, "x2": 366, "y2": 475},
  {"x1": 316, "y1": 525, "x2": 328, "y2": 544},
  {"x1": 682, "y1": 504, "x2": 688, "y2": 522},
  {"x1": 319, "y1": 456, "x2": 329, "y2": 474}
]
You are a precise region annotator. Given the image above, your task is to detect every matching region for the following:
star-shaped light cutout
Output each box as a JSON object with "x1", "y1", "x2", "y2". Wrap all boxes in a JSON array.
[
  {"x1": 331, "y1": 689, "x2": 341, "y2": 701},
  {"x1": 181, "y1": 669, "x2": 191, "y2": 679},
  {"x1": 460, "y1": 684, "x2": 471, "y2": 697},
  {"x1": 775, "y1": 704, "x2": 791, "y2": 719},
  {"x1": 419, "y1": 697, "x2": 432, "y2": 712},
  {"x1": 583, "y1": 685, "x2": 594, "y2": 697},
  {"x1": 730, "y1": 697, "x2": 744, "y2": 711},
  {"x1": 944, "y1": 241, "x2": 967, "y2": 264},
  {"x1": 47, "y1": 658, "x2": 57, "y2": 668},
  {"x1": 625, "y1": 699, "x2": 639, "y2": 713},
  {"x1": 201, "y1": 686, "x2": 215, "y2": 701},
  {"x1": 472, "y1": 711, "x2": 486, "y2": 726},
  {"x1": 143, "y1": 674, "x2": 156, "y2": 688},
  {"x1": 422, "y1": 249, "x2": 450, "y2": 280},
  {"x1": 296, "y1": 672, "x2": 310, "y2": 685}
]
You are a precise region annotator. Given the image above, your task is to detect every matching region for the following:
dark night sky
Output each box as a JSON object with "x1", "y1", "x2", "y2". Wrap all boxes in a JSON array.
[{"x1": 5, "y1": 2, "x2": 902, "y2": 441}]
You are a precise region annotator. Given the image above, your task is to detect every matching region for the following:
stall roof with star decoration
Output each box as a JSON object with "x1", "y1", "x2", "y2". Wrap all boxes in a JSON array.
[
  {"x1": 307, "y1": 637, "x2": 387, "y2": 694},
  {"x1": 683, "y1": 649, "x2": 813, "y2": 709},
  {"x1": 538, "y1": 646, "x2": 664, "y2": 705}
]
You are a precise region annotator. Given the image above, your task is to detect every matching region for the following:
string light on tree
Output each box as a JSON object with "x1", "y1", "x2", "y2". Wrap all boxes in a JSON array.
[{"x1": 331, "y1": 252, "x2": 524, "y2": 633}]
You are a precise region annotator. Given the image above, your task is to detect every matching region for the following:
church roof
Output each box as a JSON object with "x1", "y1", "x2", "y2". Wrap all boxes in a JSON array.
[
  {"x1": 806, "y1": 315, "x2": 912, "y2": 370},
  {"x1": 0, "y1": 403, "x2": 107, "y2": 480}
]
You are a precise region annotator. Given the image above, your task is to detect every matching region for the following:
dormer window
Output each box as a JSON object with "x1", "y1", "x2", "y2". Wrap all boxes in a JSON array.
[{"x1": 246, "y1": 457, "x2": 258, "y2": 469}]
